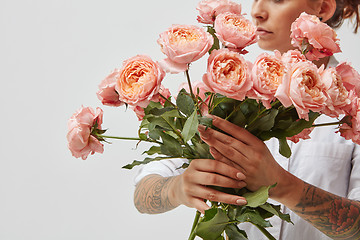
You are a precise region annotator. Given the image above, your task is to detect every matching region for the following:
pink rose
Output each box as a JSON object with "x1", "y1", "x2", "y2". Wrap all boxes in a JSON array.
[
  {"x1": 320, "y1": 67, "x2": 352, "y2": 117},
  {"x1": 115, "y1": 55, "x2": 165, "y2": 108},
  {"x1": 157, "y1": 25, "x2": 213, "y2": 73},
  {"x1": 249, "y1": 51, "x2": 285, "y2": 108},
  {"x1": 290, "y1": 12, "x2": 341, "y2": 61},
  {"x1": 339, "y1": 98, "x2": 360, "y2": 144},
  {"x1": 287, "y1": 127, "x2": 313, "y2": 143},
  {"x1": 179, "y1": 80, "x2": 212, "y2": 114},
  {"x1": 281, "y1": 50, "x2": 307, "y2": 67},
  {"x1": 97, "y1": 69, "x2": 124, "y2": 107},
  {"x1": 131, "y1": 86, "x2": 171, "y2": 121},
  {"x1": 336, "y1": 62, "x2": 360, "y2": 97},
  {"x1": 275, "y1": 61, "x2": 327, "y2": 120},
  {"x1": 196, "y1": 0, "x2": 242, "y2": 24},
  {"x1": 214, "y1": 12, "x2": 257, "y2": 51},
  {"x1": 202, "y1": 48, "x2": 252, "y2": 101},
  {"x1": 67, "y1": 106, "x2": 104, "y2": 160}
]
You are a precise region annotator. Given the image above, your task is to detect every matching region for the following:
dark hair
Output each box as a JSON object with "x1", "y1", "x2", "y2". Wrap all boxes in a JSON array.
[{"x1": 327, "y1": 0, "x2": 360, "y2": 33}]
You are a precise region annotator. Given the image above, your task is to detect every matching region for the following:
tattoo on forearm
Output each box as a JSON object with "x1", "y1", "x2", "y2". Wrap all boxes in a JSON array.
[
  {"x1": 134, "y1": 175, "x2": 177, "y2": 214},
  {"x1": 293, "y1": 183, "x2": 360, "y2": 239}
]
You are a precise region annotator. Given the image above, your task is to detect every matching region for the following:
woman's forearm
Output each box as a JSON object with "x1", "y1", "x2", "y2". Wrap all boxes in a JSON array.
[
  {"x1": 134, "y1": 174, "x2": 180, "y2": 214},
  {"x1": 291, "y1": 182, "x2": 360, "y2": 239},
  {"x1": 273, "y1": 174, "x2": 360, "y2": 240}
]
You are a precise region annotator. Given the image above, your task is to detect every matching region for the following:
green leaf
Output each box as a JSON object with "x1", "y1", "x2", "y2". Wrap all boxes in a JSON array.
[
  {"x1": 176, "y1": 89, "x2": 195, "y2": 116},
  {"x1": 149, "y1": 107, "x2": 174, "y2": 116},
  {"x1": 227, "y1": 205, "x2": 239, "y2": 221},
  {"x1": 230, "y1": 109, "x2": 247, "y2": 128},
  {"x1": 247, "y1": 109, "x2": 279, "y2": 132},
  {"x1": 139, "y1": 118, "x2": 149, "y2": 130},
  {"x1": 143, "y1": 146, "x2": 161, "y2": 156},
  {"x1": 199, "y1": 116, "x2": 213, "y2": 128},
  {"x1": 192, "y1": 141, "x2": 211, "y2": 159},
  {"x1": 143, "y1": 101, "x2": 163, "y2": 115},
  {"x1": 159, "y1": 132, "x2": 183, "y2": 157},
  {"x1": 236, "y1": 208, "x2": 272, "y2": 228},
  {"x1": 148, "y1": 128, "x2": 162, "y2": 140},
  {"x1": 196, "y1": 208, "x2": 230, "y2": 240},
  {"x1": 138, "y1": 133, "x2": 148, "y2": 141},
  {"x1": 211, "y1": 98, "x2": 239, "y2": 119},
  {"x1": 207, "y1": 26, "x2": 220, "y2": 54},
  {"x1": 225, "y1": 224, "x2": 248, "y2": 240},
  {"x1": 285, "y1": 112, "x2": 320, "y2": 136},
  {"x1": 122, "y1": 157, "x2": 169, "y2": 169},
  {"x1": 243, "y1": 184, "x2": 276, "y2": 208},
  {"x1": 148, "y1": 117, "x2": 172, "y2": 131},
  {"x1": 259, "y1": 203, "x2": 293, "y2": 223},
  {"x1": 278, "y1": 137, "x2": 291, "y2": 158},
  {"x1": 181, "y1": 110, "x2": 199, "y2": 142}
]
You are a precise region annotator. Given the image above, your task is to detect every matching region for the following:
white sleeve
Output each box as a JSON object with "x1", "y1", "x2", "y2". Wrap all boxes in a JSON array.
[
  {"x1": 133, "y1": 158, "x2": 189, "y2": 185},
  {"x1": 348, "y1": 144, "x2": 360, "y2": 201}
]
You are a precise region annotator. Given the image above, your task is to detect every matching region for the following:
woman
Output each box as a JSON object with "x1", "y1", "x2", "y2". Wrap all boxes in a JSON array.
[{"x1": 133, "y1": 0, "x2": 360, "y2": 239}]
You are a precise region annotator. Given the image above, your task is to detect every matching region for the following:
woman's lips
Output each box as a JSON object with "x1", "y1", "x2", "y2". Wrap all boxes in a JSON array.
[{"x1": 256, "y1": 27, "x2": 272, "y2": 36}]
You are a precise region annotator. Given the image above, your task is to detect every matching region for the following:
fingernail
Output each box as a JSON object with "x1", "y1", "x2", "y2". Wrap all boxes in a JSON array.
[
  {"x1": 198, "y1": 126, "x2": 209, "y2": 140},
  {"x1": 236, "y1": 199, "x2": 247, "y2": 205},
  {"x1": 236, "y1": 172, "x2": 245, "y2": 180},
  {"x1": 204, "y1": 114, "x2": 214, "y2": 119},
  {"x1": 198, "y1": 125, "x2": 205, "y2": 132}
]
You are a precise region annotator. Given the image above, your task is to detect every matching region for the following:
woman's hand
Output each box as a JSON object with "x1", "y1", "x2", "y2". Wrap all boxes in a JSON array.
[
  {"x1": 172, "y1": 158, "x2": 247, "y2": 214},
  {"x1": 198, "y1": 115, "x2": 290, "y2": 198}
]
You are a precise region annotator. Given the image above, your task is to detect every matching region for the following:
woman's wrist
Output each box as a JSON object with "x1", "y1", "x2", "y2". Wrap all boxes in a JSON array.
[
  {"x1": 269, "y1": 169, "x2": 304, "y2": 208},
  {"x1": 168, "y1": 175, "x2": 183, "y2": 208}
]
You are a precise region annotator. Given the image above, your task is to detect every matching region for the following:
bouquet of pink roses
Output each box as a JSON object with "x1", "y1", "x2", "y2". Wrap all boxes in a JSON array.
[{"x1": 67, "y1": 1, "x2": 360, "y2": 239}]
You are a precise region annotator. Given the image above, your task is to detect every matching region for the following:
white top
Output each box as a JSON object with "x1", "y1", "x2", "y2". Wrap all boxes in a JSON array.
[{"x1": 134, "y1": 57, "x2": 360, "y2": 239}]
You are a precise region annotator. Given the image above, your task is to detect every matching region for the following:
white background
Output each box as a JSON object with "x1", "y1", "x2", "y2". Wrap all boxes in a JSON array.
[{"x1": 1, "y1": 0, "x2": 359, "y2": 239}]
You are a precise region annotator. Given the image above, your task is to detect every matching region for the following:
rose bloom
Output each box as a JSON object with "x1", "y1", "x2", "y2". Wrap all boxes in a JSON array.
[
  {"x1": 249, "y1": 51, "x2": 285, "y2": 108},
  {"x1": 157, "y1": 25, "x2": 213, "y2": 73},
  {"x1": 97, "y1": 69, "x2": 124, "y2": 107},
  {"x1": 196, "y1": 0, "x2": 242, "y2": 24},
  {"x1": 320, "y1": 67, "x2": 352, "y2": 117},
  {"x1": 287, "y1": 127, "x2": 314, "y2": 143},
  {"x1": 336, "y1": 62, "x2": 360, "y2": 97},
  {"x1": 179, "y1": 80, "x2": 212, "y2": 114},
  {"x1": 214, "y1": 12, "x2": 257, "y2": 51},
  {"x1": 131, "y1": 86, "x2": 171, "y2": 121},
  {"x1": 115, "y1": 55, "x2": 165, "y2": 108},
  {"x1": 67, "y1": 106, "x2": 104, "y2": 160},
  {"x1": 290, "y1": 12, "x2": 341, "y2": 61},
  {"x1": 202, "y1": 48, "x2": 252, "y2": 101},
  {"x1": 339, "y1": 98, "x2": 360, "y2": 145},
  {"x1": 281, "y1": 49, "x2": 307, "y2": 67},
  {"x1": 275, "y1": 61, "x2": 327, "y2": 120}
]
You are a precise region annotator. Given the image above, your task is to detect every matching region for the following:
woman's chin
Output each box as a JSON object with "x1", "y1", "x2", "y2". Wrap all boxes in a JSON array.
[{"x1": 257, "y1": 40, "x2": 293, "y2": 54}]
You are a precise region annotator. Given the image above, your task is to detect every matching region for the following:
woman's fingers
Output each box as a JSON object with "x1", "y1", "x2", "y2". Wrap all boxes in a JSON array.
[
  {"x1": 210, "y1": 115, "x2": 260, "y2": 145},
  {"x1": 209, "y1": 146, "x2": 246, "y2": 174},
  {"x1": 187, "y1": 184, "x2": 247, "y2": 211},
  {"x1": 198, "y1": 125, "x2": 251, "y2": 167},
  {"x1": 191, "y1": 198, "x2": 211, "y2": 214},
  {"x1": 190, "y1": 158, "x2": 245, "y2": 182},
  {"x1": 178, "y1": 159, "x2": 247, "y2": 212}
]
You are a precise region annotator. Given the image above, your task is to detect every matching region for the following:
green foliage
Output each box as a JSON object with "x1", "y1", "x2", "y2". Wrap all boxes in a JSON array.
[
  {"x1": 243, "y1": 184, "x2": 276, "y2": 208},
  {"x1": 182, "y1": 110, "x2": 199, "y2": 142},
  {"x1": 196, "y1": 208, "x2": 230, "y2": 240},
  {"x1": 120, "y1": 89, "x2": 312, "y2": 239},
  {"x1": 225, "y1": 224, "x2": 248, "y2": 240},
  {"x1": 177, "y1": 88, "x2": 195, "y2": 116},
  {"x1": 207, "y1": 26, "x2": 220, "y2": 54}
]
